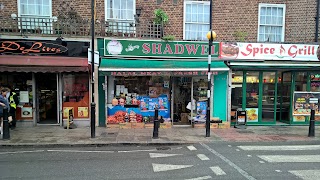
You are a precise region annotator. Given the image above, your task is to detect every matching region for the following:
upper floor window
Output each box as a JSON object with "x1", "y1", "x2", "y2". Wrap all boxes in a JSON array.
[
  {"x1": 105, "y1": 0, "x2": 135, "y2": 21},
  {"x1": 19, "y1": 0, "x2": 51, "y2": 17},
  {"x1": 183, "y1": 1, "x2": 210, "y2": 41},
  {"x1": 258, "y1": 4, "x2": 285, "y2": 42}
]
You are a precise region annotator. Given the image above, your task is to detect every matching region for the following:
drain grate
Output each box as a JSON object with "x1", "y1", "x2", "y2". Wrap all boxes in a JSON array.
[
  {"x1": 156, "y1": 147, "x2": 171, "y2": 151},
  {"x1": 237, "y1": 130, "x2": 254, "y2": 134}
]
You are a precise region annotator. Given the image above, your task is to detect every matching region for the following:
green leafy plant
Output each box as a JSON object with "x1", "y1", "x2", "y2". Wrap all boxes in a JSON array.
[
  {"x1": 154, "y1": 9, "x2": 169, "y2": 24},
  {"x1": 233, "y1": 31, "x2": 248, "y2": 42},
  {"x1": 161, "y1": 35, "x2": 175, "y2": 41}
]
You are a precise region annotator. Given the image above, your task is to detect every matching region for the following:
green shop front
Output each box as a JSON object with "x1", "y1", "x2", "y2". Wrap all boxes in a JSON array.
[
  {"x1": 220, "y1": 42, "x2": 320, "y2": 125},
  {"x1": 98, "y1": 39, "x2": 230, "y2": 128}
]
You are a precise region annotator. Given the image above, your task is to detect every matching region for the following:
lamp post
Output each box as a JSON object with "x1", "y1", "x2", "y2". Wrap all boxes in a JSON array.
[
  {"x1": 205, "y1": 0, "x2": 216, "y2": 137},
  {"x1": 90, "y1": 0, "x2": 96, "y2": 138}
]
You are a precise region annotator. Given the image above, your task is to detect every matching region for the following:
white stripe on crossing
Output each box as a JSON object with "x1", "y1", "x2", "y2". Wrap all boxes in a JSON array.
[
  {"x1": 258, "y1": 155, "x2": 320, "y2": 163},
  {"x1": 187, "y1": 145, "x2": 197, "y2": 151},
  {"x1": 197, "y1": 154, "x2": 210, "y2": 161},
  {"x1": 289, "y1": 170, "x2": 320, "y2": 180},
  {"x1": 185, "y1": 176, "x2": 212, "y2": 180},
  {"x1": 210, "y1": 166, "x2": 226, "y2": 176},
  {"x1": 238, "y1": 145, "x2": 320, "y2": 151}
]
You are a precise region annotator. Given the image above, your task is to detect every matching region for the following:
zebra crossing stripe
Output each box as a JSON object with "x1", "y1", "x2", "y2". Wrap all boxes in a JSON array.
[
  {"x1": 210, "y1": 166, "x2": 226, "y2": 176},
  {"x1": 197, "y1": 154, "x2": 210, "y2": 161},
  {"x1": 238, "y1": 145, "x2": 320, "y2": 151},
  {"x1": 187, "y1": 146, "x2": 197, "y2": 151},
  {"x1": 185, "y1": 176, "x2": 212, "y2": 180},
  {"x1": 258, "y1": 155, "x2": 320, "y2": 163},
  {"x1": 289, "y1": 170, "x2": 320, "y2": 180}
]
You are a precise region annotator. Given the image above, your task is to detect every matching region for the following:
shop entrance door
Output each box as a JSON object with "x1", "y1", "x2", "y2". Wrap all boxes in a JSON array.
[
  {"x1": 35, "y1": 73, "x2": 59, "y2": 124},
  {"x1": 172, "y1": 77, "x2": 192, "y2": 125}
]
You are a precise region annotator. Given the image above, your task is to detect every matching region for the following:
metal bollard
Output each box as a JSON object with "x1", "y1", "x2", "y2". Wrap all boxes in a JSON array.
[
  {"x1": 308, "y1": 109, "x2": 315, "y2": 137},
  {"x1": 153, "y1": 105, "x2": 159, "y2": 139},
  {"x1": 2, "y1": 107, "x2": 10, "y2": 140}
]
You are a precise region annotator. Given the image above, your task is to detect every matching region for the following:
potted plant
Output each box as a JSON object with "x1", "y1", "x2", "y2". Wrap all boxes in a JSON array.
[{"x1": 154, "y1": 9, "x2": 169, "y2": 25}]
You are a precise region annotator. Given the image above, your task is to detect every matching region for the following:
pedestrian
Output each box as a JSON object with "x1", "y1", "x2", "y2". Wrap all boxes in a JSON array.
[
  {"x1": 0, "y1": 87, "x2": 10, "y2": 135},
  {"x1": 8, "y1": 87, "x2": 19, "y2": 130}
]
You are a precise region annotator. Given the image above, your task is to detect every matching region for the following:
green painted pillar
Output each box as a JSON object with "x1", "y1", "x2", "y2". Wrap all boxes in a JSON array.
[
  {"x1": 98, "y1": 74, "x2": 106, "y2": 127},
  {"x1": 213, "y1": 71, "x2": 228, "y2": 121}
]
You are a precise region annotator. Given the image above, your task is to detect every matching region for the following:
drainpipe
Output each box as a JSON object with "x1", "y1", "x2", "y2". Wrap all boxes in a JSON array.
[{"x1": 315, "y1": 0, "x2": 320, "y2": 42}]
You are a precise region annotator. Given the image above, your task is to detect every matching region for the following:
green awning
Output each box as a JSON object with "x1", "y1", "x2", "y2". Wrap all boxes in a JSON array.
[{"x1": 99, "y1": 58, "x2": 229, "y2": 71}]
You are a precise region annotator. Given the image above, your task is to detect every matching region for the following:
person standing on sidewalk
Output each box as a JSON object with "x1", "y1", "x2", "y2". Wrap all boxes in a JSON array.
[
  {"x1": 8, "y1": 87, "x2": 19, "y2": 130},
  {"x1": 0, "y1": 88, "x2": 10, "y2": 135}
]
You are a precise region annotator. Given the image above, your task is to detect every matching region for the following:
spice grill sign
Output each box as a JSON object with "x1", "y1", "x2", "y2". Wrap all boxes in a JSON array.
[
  {"x1": 219, "y1": 42, "x2": 320, "y2": 61},
  {"x1": 0, "y1": 41, "x2": 68, "y2": 55},
  {"x1": 103, "y1": 39, "x2": 219, "y2": 59}
]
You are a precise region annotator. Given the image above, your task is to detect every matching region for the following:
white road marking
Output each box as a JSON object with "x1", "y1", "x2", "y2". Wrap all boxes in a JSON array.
[
  {"x1": 152, "y1": 163, "x2": 193, "y2": 172},
  {"x1": 210, "y1": 166, "x2": 226, "y2": 176},
  {"x1": 247, "y1": 155, "x2": 252, "y2": 157},
  {"x1": 228, "y1": 145, "x2": 232, "y2": 147},
  {"x1": 258, "y1": 155, "x2": 320, "y2": 163},
  {"x1": 236, "y1": 149, "x2": 240, "y2": 151},
  {"x1": 149, "y1": 153, "x2": 182, "y2": 158},
  {"x1": 238, "y1": 145, "x2": 320, "y2": 151},
  {"x1": 197, "y1": 154, "x2": 210, "y2": 161},
  {"x1": 47, "y1": 150, "x2": 114, "y2": 153},
  {"x1": 118, "y1": 149, "x2": 157, "y2": 153},
  {"x1": 289, "y1": 170, "x2": 320, "y2": 180},
  {"x1": 200, "y1": 143, "x2": 256, "y2": 180},
  {"x1": 187, "y1": 145, "x2": 197, "y2": 151},
  {"x1": 185, "y1": 175, "x2": 212, "y2": 180},
  {"x1": 275, "y1": 170, "x2": 282, "y2": 173},
  {"x1": 259, "y1": 161, "x2": 265, "y2": 164},
  {"x1": 0, "y1": 150, "x2": 45, "y2": 155}
]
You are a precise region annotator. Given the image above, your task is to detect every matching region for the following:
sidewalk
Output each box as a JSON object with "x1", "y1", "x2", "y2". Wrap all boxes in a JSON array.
[{"x1": 1, "y1": 125, "x2": 320, "y2": 147}]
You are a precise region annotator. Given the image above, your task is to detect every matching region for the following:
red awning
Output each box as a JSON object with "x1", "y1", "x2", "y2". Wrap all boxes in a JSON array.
[{"x1": 0, "y1": 55, "x2": 89, "y2": 72}]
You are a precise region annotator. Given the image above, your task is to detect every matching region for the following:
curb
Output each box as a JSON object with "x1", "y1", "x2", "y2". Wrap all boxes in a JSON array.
[{"x1": 0, "y1": 142, "x2": 191, "y2": 148}]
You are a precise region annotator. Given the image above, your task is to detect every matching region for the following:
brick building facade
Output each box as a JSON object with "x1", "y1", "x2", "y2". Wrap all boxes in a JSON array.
[{"x1": 1, "y1": 0, "x2": 318, "y2": 43}]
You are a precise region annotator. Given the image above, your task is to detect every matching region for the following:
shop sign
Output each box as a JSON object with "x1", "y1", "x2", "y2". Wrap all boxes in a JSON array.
[
  {"x1": 107, "y1": 71, "x2": 218, "y2": 76},
  {"x1": 103, "y1": 39, "x2": 219, "y2": 58},
  {"x1": 293, "y1": 91, "x2": 320, "y2": 117},
  {"x1": 0, "y1": 41, "x2": 68, "y2": 55},
  {"x1": 219, "y1": 42, "x2": 319, "y2": 61}
]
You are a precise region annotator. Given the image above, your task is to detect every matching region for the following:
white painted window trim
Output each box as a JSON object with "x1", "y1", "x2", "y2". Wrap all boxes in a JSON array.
[
  {"x1": 257, "y1": 3, "x2": 286, "y2": 42},
  {"x1": 183, "y1": 0, "x2": 210, "y2": 40},
  {"x1": 17, "y1": 0, "x2": 52, "y2": 18},
  {"x1": 104, "y1": 0, "x2": 136, "y2": 21}
]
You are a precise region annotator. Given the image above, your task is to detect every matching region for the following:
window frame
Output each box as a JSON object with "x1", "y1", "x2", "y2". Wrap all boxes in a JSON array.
[
  {"x1": 183, "y1": 0, "x2": 210, "y2": 41},
  {"x1": 257, "y1": 3, "x2": 286, "y2": 42},
  {"x1": 17, "y1": 0, "x2": 52, "y2": 18},
  {"x1": 104, "y1": 0, "x2": 136, "y2": 21}
]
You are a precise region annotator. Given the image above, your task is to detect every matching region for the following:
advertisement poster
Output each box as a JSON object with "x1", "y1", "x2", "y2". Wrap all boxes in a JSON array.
[
  {"x1": 19, "y1": 91, "x2": 29, "y2": 103},
  {"x1": 21, "y1": 107, "x2": 32, "y2": 118},
  {"x1": 196, "y1": 102, "x2": 207, "y2": 116},
  {"x1": 246, "y1": 108, "x2": 259, "y2": 122},
  {"x1": 148, "y1": 98, "x2": 159, "y2": 111},
  {"x1": 78, "y1": 107, "x2": 89, "y2": 118},
  {"x1": 139, "y1": 97, "x2": 149, "y2": 111},
  {"x1": 158, "y1": 96, "x2": 168, "y2": 110},
  {"x1": 63, "y1": 107, "x2": 74, "y2": 118},
  {"x1": 293, "y1": 92, "x2": 320, "y2": 116},
  {"x1": 219, "y1": 42, "x2": 319, "y2": 61}
]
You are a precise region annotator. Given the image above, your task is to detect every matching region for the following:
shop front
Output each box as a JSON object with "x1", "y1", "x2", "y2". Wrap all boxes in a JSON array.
[
  {"x1": 0, "y1": 39, "x2": 91, "y2": 126},
  {"x1": 98, "y1": 39, "x2": 230, "y2": 128},
  {"x1": 220, "y1": 42, "x2": 320, "y2": 125}
]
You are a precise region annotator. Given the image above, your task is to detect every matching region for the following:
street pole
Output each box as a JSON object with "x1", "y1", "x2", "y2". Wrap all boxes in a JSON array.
[
  {"x1": 90, "y1": 0, "x2": 96, "y2": 138},
  {"x1": 206, "y1": 0, "x2": 213, "y2": 137}
]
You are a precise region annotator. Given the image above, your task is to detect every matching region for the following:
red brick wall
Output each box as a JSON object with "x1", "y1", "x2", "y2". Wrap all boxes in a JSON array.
[{"x1": 0, "y1": 0, "x2": 318, "y2": 43}]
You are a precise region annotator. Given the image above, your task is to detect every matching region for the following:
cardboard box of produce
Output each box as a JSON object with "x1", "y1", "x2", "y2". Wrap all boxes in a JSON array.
[
  {"x1": 160, "y1": 122, "x2": 172, "y2": 129},
  {"x1": 180, "y1": 113, "x2": 189, "y2": 123},
  {"x1": 107, "y1": 124, "x2": 120, "y2": 129},
  {"x1": 194, "y1": 123, "x2": 205, "y2": 128},
  {"x1": 218, "y1": 122, "x2": 230, "y2": 129},
  {"x1": 144, "y1": 123, "x2": 154, "y2": 129},
  {"x1": 131, "y1": 122, "x2": 145, "y2": 129},
  {"x1": 210, "y1": 123, "x2": 219, "y2": 129},
  {"x1": 119, "y1": 123, "x2": 132, "y2": 129}
]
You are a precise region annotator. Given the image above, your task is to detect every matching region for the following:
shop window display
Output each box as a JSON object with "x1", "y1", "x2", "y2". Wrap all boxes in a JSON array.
[
  {"x1": 0, "y1": 73, "x2": 33, "y2": 120},
  {"x1": 107, "y1": 76, "x2": 171, "y2": 125},
  {"x1": 62, "y1": 73, "x2": 89, "y2": 119}
]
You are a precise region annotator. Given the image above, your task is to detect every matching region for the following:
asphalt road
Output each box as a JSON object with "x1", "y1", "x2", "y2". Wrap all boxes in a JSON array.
[{"x1": 0, "y1": 141, "x2": 320, "y2": 180}]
